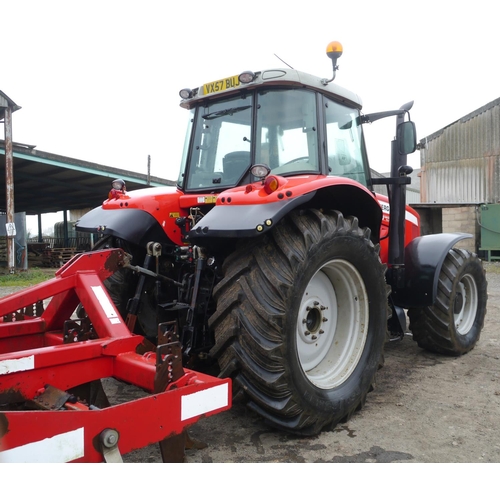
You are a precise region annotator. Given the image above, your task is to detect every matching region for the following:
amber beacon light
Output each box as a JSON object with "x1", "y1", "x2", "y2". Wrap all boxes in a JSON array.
[{"x1": 322, "y1": 41, "x2": 343, "y2": 85}]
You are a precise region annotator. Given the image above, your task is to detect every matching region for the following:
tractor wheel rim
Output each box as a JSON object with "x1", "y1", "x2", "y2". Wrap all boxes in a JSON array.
[
  {"x1": 454, "y1": 273, "x2": 478, "y2": 335},
  {"x1": 297, "y1": 259, "x2": 369, "y2": 389}
]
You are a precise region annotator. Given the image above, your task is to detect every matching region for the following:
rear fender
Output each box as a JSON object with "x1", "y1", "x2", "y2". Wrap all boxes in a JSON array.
[
  {"x1": 75, "y1": 206, "x2": 172, "y2": 248},
  {"x1": 188, "y1": 183, "x2": 382, "y2": 244},
  {"x1": 390, "y1": 233, "x2": 472, "y2": 308}
]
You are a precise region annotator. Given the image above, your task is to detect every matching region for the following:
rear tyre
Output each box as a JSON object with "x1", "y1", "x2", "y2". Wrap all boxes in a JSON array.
[
  {"x1": 408, "y1": 248, "x2": 487, "y2": 355},
  {"x1": 209, "y1": 209, "x2": 387, "y2": 435},
  {"x1": 91, "y1": 236, "x2": 138, "y2": 320},
  {"x1": 90, "y1": 236, "x2": 162, "y2": 340}
]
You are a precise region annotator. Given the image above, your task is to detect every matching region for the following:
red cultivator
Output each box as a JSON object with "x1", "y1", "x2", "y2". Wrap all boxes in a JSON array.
[{"x1": 0, "y1": 249, "x2": 231, "y2": 463}]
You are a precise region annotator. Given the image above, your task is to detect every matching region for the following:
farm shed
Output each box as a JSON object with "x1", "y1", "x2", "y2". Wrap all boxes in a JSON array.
[
  {"x1": 0, "y1": 140, "x2": 174, "y2": 269},
  {"x1": 414, "y1": 97, "x2": 500, "y2": 258}
]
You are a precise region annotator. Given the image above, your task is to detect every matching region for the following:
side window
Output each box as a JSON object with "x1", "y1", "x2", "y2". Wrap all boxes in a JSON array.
[
  {"x1": 177, "y1": 109, "x2": 195, "y2": 187},
  {"x1": 325, "y1": 99, "x2": 367, "y2": 186},
  {"x1": 256, "y1": 90, "x2": 319, "y2": 175},
  {"x1": 186, "y1": 97, "x2": 252, "y2": 189}
]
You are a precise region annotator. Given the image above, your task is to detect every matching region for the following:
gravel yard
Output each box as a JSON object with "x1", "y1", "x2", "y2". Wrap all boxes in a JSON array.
[{"x1": 1, "y1": 263, "x2": 499, "y2": 463}]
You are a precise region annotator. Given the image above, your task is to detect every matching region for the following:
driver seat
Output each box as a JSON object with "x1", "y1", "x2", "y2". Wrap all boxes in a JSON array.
[{"x1": 223, "y1": 151, "x2": 250, "y2": 183}]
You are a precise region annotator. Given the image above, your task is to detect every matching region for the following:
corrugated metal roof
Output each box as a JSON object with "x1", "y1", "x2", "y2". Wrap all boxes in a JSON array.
[
  {"x1": 0, "y1": 90, "x2": 21, "y2": 119},
  {"x1": 0, "y1": 140, "x2": 174, "y2": 215},
  {"x1": 0, "y1": 90, "x2": 21, "y2": 114}
]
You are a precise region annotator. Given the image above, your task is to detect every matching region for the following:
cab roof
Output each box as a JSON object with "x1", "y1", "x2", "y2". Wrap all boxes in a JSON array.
[{"x1": 179, "y1": 68, "x2": 363, "y2": 110}]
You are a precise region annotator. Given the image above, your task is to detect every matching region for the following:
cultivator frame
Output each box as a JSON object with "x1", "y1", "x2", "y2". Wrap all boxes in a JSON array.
[{"x1": 0, "y1": 248, "x2": 231, "y2": 463}]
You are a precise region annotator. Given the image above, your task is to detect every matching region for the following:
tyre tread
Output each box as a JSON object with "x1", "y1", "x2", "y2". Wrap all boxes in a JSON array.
[{"x1": 210, "y1": 209, "x2": 387, "y2": 435}]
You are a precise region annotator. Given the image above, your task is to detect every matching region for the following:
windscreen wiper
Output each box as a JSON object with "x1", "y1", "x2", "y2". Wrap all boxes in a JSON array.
[{"x1": 203, "y1": 105, "x2": 251, "y2": 120}]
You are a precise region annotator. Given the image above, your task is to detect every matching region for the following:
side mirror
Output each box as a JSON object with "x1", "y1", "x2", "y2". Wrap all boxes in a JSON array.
[{"x1": 397, "y1": 121, "x2": 417, "y2": 155}]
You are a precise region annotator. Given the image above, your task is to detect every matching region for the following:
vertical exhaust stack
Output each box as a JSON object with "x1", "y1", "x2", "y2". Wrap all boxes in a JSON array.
[{"x1": 388, "y1": 102, "x2": 415, "y2": 288}]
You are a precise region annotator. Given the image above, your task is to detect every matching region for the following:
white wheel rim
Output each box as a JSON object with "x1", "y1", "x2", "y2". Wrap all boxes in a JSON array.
[
  {"x1": 296, "y1": 259, "x2": 369, "y2": 389},
  {"x1": 454, "y1": 273, "x2": 478, "y2": 335}
]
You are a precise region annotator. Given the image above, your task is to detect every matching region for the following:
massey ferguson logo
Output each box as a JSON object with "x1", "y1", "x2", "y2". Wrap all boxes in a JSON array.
[{"x1": 379, "y1": 201, "x2": 390, "y2": 213}]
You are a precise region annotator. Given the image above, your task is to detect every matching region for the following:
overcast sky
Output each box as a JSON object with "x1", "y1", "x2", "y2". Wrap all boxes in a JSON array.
[{"x1": 2, "y1": 0, "x2": 499, "y2": 232}]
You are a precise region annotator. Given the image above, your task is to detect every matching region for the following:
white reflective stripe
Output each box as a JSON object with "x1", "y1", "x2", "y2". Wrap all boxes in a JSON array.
[
  {"x1": 181, "y1": 383, "x2": 229, "y2": 421},
  {"x1": 0, "y1": 354, "x2": 35, "y2": 375},
  {"x1": 405, "y1": 210, "x2": 418, "y2": 225},
  {"x1": 91, "y1": 285, "x2": 121, "y2": 324},
  {"x1": 0, "y1": 427, "x2": 84, "y2": 463}
]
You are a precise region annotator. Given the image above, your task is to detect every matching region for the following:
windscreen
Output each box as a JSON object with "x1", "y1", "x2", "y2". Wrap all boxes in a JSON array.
[{"x1": 181, "y1": 89, "x2": 322, "y2": 191}]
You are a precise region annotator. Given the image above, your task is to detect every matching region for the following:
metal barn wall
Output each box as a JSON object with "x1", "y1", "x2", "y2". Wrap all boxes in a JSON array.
[
  {"x1": 420, "y1": 97, "x2": 500, "y2": 204},
  {"x1": 371, "y1": 169, "x2": 421, "y2": 204}
]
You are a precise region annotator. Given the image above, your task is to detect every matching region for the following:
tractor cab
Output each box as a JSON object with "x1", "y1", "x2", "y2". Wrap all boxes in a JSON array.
[{"x1": 177, "y1": 49, "x2": 370, "y2": 192}]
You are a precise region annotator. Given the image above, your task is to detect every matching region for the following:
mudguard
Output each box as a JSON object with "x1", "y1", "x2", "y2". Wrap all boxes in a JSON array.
[
  {"x1": 75, "y1": 206, "x2": 171, "y2": 247},
  {"x1": 188, "y1": 181, "x2": 383, "y2": 244},
  {"x1": 391, "y1": 233, "x2": 472, "y2": 308},
  {"x1": 188, "y1": 192, "x2": 316, "y2": 241}
]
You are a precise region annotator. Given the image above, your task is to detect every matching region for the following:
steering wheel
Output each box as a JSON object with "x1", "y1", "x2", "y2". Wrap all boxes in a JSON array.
[{"x1": 281, "y1": 156, "x2": 309, "y2": 166}]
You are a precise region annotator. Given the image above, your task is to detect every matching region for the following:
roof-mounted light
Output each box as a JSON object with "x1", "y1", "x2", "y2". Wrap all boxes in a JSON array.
[
  {"x1": 322, "y1": 41, "x2": 343, "y2": 85},
  {"x1": 326, "y1": 41, "x2": 343, "y2": 62},
  {"x1": 238, "y1": 71, "x2": 256, "y2": 84},
  {"x1": 179, "y1": 88, "x2": 193, "y2": 99}
]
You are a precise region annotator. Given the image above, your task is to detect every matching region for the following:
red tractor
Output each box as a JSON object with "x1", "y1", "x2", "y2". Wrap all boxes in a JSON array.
[{"x1": 76, "y1": 41, "x2": 488, "y2": 436}]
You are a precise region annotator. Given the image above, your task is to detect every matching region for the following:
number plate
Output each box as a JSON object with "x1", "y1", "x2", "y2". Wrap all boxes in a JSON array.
[{"x1": 202, "y1": 75, "x2": 240, "y2": 95}]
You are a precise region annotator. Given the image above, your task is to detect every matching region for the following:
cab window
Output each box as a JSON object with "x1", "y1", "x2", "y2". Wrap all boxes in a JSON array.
[
  {"x1": 255, "y1": 89, "x2": 319, "y2": 175},
  {"x1": 325, "y1": 99, "x2": 367, "y2": 186}
]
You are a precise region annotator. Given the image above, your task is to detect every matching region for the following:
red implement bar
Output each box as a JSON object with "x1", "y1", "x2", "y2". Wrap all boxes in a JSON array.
[{"x1": 0, "y1": 249, "x2": 231, "y2": 462}]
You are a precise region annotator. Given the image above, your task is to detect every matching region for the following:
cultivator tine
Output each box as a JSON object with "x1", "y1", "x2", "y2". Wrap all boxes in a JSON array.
[
  {"x1": 154, "y1": 320, "x2": 188, "y2": 462},
  {"x1": 158, "y1": 431, "x2": 187, "y2": 463}
]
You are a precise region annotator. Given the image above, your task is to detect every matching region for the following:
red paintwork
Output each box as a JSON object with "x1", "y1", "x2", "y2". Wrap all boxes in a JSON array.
[
  {"x1": 0, "y1": 249, "x2": 231, "y2": 462},
  {"x1": 374, "y1": 193, "x2": 421, "y2": 264},
  {"x1": 102, "y1": 175, "x2": 420, "y2": 258},
  {"x1": 213, "y1": 174, "x2": 374, "y2": 203},
  {"x1": 103, "y1": 176, "x2": 386, "y2": 245},
  {"x1": 102, "y1": 186, "x2": 188, "y2": 246}
]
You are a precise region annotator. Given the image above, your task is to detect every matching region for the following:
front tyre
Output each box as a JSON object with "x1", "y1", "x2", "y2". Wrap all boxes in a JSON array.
[
  {"x1": 209, "y1": 209, "x2": 388, "y2": 435},
  {"x1": 408, "y1": 248, "x2": 487, "y2": 355}
]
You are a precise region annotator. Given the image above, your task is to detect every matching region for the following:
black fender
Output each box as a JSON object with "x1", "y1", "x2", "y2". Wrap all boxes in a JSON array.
[
  {"x1": 391, "y1": 233, "x2": 472, "y2": 308},
  {"x1": 188, "y1": 192, "x2": 316, "y2": 241},
  {"x1": 75, "y1": 206, "x2": 171, "y2": 247},
  {"x1": 188, "y1": 184, "x2": 382, "y2": 244}
]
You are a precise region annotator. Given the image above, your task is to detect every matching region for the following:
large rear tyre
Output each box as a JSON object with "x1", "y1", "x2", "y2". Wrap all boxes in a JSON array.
[
  {"x1": 89, "y1": 236, "x2": 138, "y2": 319},
  {"x1": 408, "y1": 248, "x2": 487, "y2": 356},
  {"x1": 90, "y1": 236, "x2": 161, "y2": 340},
  {"x1": 209, "y1": 209, "x2": 388, "y2": 435}
]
